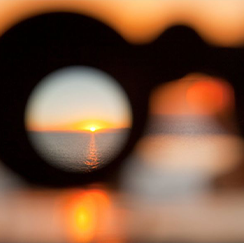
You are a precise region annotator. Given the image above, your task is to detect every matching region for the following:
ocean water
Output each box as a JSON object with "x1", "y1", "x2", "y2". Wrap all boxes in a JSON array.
[{"x1": 28, "y1": 130, "x2": 129, "y2": 172}]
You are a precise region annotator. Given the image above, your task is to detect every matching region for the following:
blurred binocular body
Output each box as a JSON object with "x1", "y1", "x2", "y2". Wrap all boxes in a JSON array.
[{"x1": 0, "y1": 12, "x2": 243, "y2": 186}]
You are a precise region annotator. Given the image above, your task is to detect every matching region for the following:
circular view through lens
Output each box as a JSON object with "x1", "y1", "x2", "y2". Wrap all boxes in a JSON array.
[{"x1": 25, "y1": 66, "x2": 132, "y2": 172}]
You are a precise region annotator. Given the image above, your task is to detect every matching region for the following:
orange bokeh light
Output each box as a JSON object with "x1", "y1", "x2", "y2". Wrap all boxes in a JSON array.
[
  {"x1": 150, "y1": 73, "x2": 235, "y2": 116},
  {"x1": 186, "y1": 77, "x2": 235, "y2": 115},
  {"x1": 65, "y1": 189, "x2": 111, "y2": 243}
]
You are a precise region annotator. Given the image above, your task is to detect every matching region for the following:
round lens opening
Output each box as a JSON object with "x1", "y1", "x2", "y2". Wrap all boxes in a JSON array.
[{"x1": 25, "y1": 66, "x2": 132, "y2": 172}]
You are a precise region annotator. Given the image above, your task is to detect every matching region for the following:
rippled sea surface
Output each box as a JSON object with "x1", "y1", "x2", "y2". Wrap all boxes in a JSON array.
[{"x1": 29, "y1": 130, "x2": 129, "y2": 172}]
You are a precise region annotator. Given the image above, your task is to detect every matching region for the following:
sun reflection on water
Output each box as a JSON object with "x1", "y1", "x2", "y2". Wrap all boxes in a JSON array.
[{"x1": 85, "y1": 134, "x2": 100, "y2": 171}]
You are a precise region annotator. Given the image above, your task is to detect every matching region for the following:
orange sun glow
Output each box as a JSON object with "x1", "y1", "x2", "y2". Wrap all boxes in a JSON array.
[
  {"x1": 89, "y1": 127, "x2": 96, "y2": 132},
  {"x1": 74, "y1": 120, "x2": 116, "y2": 132},
  {"x1": 27, "y1": 119, "x2": 127, "y2": 132}
]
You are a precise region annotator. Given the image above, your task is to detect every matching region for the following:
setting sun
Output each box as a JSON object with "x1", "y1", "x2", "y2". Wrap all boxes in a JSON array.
[
  {"x1": 89, "y1": 127, "x2": 96, "y2": 132},
  {"x1": 74, "y1": 120, "x2": 116, "y2": 132}
]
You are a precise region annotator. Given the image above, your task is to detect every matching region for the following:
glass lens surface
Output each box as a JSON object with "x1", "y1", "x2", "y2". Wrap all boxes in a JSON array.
[{"x1": 25, "y1": 66, "x2": 132, "y2": 172}]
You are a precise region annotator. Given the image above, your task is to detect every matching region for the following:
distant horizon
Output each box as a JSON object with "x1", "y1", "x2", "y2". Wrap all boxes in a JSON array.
[{"x1": 28, "y1": 127, "x2": 131, "y2": 133}]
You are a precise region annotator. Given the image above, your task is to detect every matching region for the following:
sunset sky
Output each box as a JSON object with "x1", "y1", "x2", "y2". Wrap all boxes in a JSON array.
[{"x1": 25, "y1": 66, "x2": 132, "y2": 132}]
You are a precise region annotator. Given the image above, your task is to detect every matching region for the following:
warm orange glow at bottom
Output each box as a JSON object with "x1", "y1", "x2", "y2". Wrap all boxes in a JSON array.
[{"x1": 65, "y1": 189, "x2": 111, "y2": 243}]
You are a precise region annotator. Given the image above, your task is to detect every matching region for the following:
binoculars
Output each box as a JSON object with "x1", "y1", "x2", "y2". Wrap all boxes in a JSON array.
[{"x1": 0, "y1": 12, "x2": 244, "y2": 187}]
